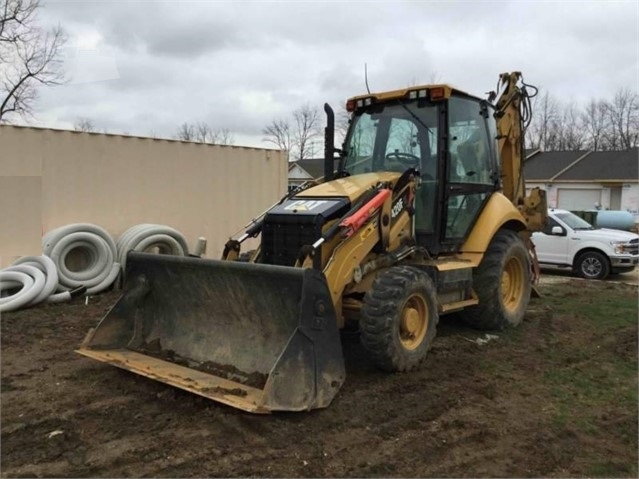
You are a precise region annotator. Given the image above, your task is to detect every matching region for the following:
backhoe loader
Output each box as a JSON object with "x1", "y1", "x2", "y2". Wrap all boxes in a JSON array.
[{"x1": 78, "y1": 72, "x2": 547, "y2": 413}]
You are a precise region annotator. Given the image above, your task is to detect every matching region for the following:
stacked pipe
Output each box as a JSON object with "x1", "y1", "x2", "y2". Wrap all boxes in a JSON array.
[
  {"x1": 116, "y1": 224, "x2": 190, "y2": 277},
  {"x1": 1, "y1": 222, "x2": 194, "y2": 313},
  {"x1": 43, "y1": 223, "x2": 121, "y2": 295},
  {"x1": 0, "y1": 256, "x2": 86, "y2": 313}
]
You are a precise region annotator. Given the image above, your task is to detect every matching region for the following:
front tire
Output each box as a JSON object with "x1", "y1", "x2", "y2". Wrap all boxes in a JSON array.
[
  {"x1": 360, "y1": 266, "x2": 438, "y2": 372},
  {"x1": 574, "y1": 251, "x2": 610, "y2": 280},
  {"x1": 461, "y1": 230, "x2": 531, "y2": 330}
]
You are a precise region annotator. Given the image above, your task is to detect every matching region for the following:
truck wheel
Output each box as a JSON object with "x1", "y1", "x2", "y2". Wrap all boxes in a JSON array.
[
  {"x1": 360, "y1": 266, "x2": 438, "y2": 372},
  {"x1": 574, "y1": 251, "x2": 609, "y2": 280},
  {"x1": 462, "y1": 230, "x2": 531, "y2": 330}
]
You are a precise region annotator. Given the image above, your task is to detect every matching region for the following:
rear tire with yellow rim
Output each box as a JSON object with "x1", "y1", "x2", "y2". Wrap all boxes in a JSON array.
[
  {"x1": 462, "y1": 229, "x2": 531, "y2": 330},
  {"x1": 360, "y1": 266, "x2": 438, "y2": 372}
]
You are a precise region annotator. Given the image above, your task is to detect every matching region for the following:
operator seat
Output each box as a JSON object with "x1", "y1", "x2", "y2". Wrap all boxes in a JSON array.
[{"x1": 456, "y1": 130, "x2": 488, "y2": 182}]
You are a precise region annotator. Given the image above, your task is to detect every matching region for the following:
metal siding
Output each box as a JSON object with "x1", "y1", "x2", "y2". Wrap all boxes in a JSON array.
[
  {"x1": 0, "y1": 176, "x2": 42, "y2": 266},
  {"x1": 0, "y1": 126, "x2": 287, "y2": 267}
]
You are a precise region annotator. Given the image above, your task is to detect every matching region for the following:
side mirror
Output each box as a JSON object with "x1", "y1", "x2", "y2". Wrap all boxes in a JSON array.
[{"x1": 551, "y1": 226, "x2": 565, "y2": 236}]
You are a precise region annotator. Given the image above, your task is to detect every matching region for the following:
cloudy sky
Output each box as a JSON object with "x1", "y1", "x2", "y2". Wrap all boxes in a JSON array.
[{"x1": 22, "y1": 0, "x2": 639, "y2": 147}]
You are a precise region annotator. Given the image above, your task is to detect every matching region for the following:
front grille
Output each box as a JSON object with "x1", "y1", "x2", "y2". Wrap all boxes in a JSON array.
[
  {"x1": 261, "y1": 215, "x2": 321, "y2": 266},
  {"x1": 625, "y1": 238, "x2": 638, "y2": 255}
]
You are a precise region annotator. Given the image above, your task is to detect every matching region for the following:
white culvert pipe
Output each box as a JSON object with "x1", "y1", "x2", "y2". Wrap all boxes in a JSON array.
[
  {"x1": 11, "y1": 256, "x2": 58, "y2": 304},
  {"x1": 43, "y1": 223, "x2": 120, "y2": 295},
  {"x1": 116, "y1": 224, "x2": 190, "y2": 275},
  {"x1": 0, "y1": 265, "x2": 46, "y2": 313},
  {"x1": 14, "y1": 256, "x2": 86, "y2": 304},
  {"x1": 0, "y1": 256, "x2": 87, "y2": 312}
]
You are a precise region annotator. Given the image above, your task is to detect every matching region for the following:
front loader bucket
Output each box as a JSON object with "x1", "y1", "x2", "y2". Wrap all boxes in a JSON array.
[{"x1": 77, "y1": 252, "x2": 345, "y2": 413}]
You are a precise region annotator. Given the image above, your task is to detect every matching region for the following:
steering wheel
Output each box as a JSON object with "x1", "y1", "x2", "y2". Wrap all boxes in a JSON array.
[{"x1": 385, "y1": 151, "x2": 420, "y2": 167}]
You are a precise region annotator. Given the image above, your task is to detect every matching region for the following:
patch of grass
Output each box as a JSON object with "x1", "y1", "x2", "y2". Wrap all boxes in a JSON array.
[
  {"x1": 478, "y1": 358, "x2": 515, "y2": 375},
  {"x1": 545, "y1": 361, "x2": 637, "y2": 407},
  {"x1": 540, "y1": 281, "x2": 637, "y2": 329},
  {"x1": 534, "y1": 282, "x2": 638, "y2": 464},
  {"x1": 587, "y1": 460, "x2": 635, "y2": 478}
]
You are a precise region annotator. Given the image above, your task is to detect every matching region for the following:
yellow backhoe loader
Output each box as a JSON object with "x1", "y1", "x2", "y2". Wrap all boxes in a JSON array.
[{"x1": 78, "y1": 72, "x2": 547, "y2": 413}]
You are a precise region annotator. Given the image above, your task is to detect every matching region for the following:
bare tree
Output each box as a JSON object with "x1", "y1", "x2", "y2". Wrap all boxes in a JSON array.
[
  {"x1": 528, "y1": 91, "x2": 559, "y2": 150},
  {"x1": 262, "y1": 118, "x2": 292, "y2": 158},
  {"x1": 0, "y1": 0, "x2": 66, "y2": 122},
  {"x1": 292, "y1": 103, "x2": 320, "y2": 160},
  {"x1": 335, "y1": 103, "x2": 351, "y2": 145},
  {"x1": 605, "y1": 88, "x2": 639, "y2": 150},
  {"x1": 581, "y1": 99, "x2": 608, "y2": 151},
  {"x1": 210, "y1": 127, "x2": 234, "y2": 145},
  {"x1": 175, "y1": 121, "x2": 235, "y2": 145},
  {"x1": 263, "y1": 104, "x2": 321, "y2": 160},
  {"x1": 558, "y1": 102, "x2": 585, "y2": 151},
  {"x1": 176, "y1": 122, "x2": 195, "y2": 141},
  {"x1": 194, "y1": 121, "x2": 211, "y2": 142},
  {"x1": 73, "y1": 118, "x2": 96, "y2": 132}
]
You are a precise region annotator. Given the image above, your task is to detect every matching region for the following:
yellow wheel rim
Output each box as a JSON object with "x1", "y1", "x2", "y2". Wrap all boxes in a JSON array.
[
  {"x1": 501, "y1": 256, "x2": 525, "y2": 313},
  {"x1": 399, "y1": 294, "x2": 428, "y2": 350}
]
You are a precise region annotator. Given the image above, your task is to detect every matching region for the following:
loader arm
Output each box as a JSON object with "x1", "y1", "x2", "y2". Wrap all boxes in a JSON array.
[{"x1": 321, "y1": 173, "x2": 417, "y2": 326}]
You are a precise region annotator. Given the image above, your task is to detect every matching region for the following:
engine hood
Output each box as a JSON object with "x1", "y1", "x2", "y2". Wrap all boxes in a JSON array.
[
  {"x1": 575, "y1": 228, "x2": 639, "y2": 243},
  {"x1": 296, "y1": 171, "x2": 402, "y2": 202}
]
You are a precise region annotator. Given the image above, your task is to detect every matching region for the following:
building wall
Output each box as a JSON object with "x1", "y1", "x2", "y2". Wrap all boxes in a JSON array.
[
  {"x1": 527, "y1": 181, "x2": 639, "y2": 214},
  {"x1": 0, "y1": 125, "x2": 287, "y2": 267},
  {"x1": 621, "y1": 183, "x2": 639, "y2": 213}
]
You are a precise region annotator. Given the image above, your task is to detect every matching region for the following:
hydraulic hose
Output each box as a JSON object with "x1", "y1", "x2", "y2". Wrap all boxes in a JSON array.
[
  {"x1": 43, "y1": 223, "x2": 120, "y2": 295},
  {"x1": 116, "y1": 224, "x2": 189, "y2": 277}
]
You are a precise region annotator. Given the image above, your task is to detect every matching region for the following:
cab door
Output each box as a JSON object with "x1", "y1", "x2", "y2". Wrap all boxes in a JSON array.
[
  {"x1": 532, "y1": 217, "x2": 570, "y2": 265},
  {"x1": 441, "y1": 96, "x2": 498, "y2": 248}
]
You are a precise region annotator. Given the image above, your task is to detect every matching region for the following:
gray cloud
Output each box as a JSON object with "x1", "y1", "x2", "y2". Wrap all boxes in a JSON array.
[{"x1": 23, "y1": 0, "x2": 638, "y2": 146}]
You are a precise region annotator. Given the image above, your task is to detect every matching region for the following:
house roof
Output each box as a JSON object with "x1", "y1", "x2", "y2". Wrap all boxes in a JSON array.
[
  {"x1": 524, "y1": 150, "x2": 591, "y2": 181},
  {"x1": 524, "y1": 148, "x2": 638, "y2": 183},
  {"x1": 291, "y1": 149, "x2": 638, "y2": 183},
  {"x1": 290, "y1": 158, "x2": 340, "y2": 179},
  {"x1": 555, "y1": 148, "x2": 638, "y2": 182},
  {"x1": 525, "y1": 148, "x2": 541, "y2": 159}
]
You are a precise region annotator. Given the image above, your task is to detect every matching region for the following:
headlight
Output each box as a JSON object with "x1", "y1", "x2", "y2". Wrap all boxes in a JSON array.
[{"x1": 610, "y1": 241, "x2": 627, "y2": 254}]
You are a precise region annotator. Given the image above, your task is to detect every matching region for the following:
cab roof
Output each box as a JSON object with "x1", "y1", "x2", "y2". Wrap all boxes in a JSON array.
[{"x1": 346, "y1": 83, "x2": 484, "y2": 104}]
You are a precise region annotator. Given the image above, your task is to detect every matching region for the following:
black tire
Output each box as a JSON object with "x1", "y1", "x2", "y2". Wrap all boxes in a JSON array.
[
  {"x1": 574, "y1": 251, "x2": 610, "y2": 280},
  {"x1": 360, "y1": 266, "x2": 438, "y2": 372},
  {"x1": 461, "y1": 230, "x2": 531, "y2": 331}
]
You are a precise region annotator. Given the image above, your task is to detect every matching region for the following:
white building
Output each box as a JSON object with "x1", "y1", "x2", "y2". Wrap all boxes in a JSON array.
[{"x1": 524, "y1": 148, "x2": 639, "y2": 213}]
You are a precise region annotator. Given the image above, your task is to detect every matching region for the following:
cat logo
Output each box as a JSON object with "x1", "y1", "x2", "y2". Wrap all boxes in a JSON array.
[{"x1": 284, "y1": 200, "x2": 327, "y2": 211}]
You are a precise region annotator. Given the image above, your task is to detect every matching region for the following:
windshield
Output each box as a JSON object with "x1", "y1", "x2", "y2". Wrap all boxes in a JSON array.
[
  {"x1": 342, "y1": 102, "x2": 438, "y2": 177},
  {"x1": 555, "y1": 211, "x2": 595, "y2": 230}
]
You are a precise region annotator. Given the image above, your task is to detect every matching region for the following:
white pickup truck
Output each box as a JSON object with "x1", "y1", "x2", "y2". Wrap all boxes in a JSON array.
[{"x1": 532, "y1": 209, "x2": 639, "y2": 280}]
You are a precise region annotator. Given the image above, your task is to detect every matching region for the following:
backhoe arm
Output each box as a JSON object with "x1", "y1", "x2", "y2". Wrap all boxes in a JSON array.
[{"x1": 493, "y1": 72, "x2": 547, "y2": 232}]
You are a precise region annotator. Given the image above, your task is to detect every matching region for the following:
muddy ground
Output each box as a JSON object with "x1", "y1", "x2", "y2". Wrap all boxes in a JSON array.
[{"x1": 1, "y1": 276, "x2": 637, "y2": 478}]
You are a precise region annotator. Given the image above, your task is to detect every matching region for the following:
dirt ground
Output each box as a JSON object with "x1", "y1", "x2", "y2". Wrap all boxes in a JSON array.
[{"x1": 1, "y1": 275, "x2": 637, "y2": 478}]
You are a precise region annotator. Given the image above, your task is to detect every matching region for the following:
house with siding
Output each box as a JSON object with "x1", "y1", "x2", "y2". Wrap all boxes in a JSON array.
[
  {"x1": 288, "y1": 149, "x2": 639, "y2": 214},
  {"x1": 524, "y1": 148, "x2": 639, "y2": 212},
  {"x1": 288, "y1": 158, "x2": 340, "y2": 191}
]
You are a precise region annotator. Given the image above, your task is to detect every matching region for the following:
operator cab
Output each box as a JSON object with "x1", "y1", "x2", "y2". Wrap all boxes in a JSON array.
[{"x1": 339, "y1": 87, "x2": 500, "y2": 254}]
